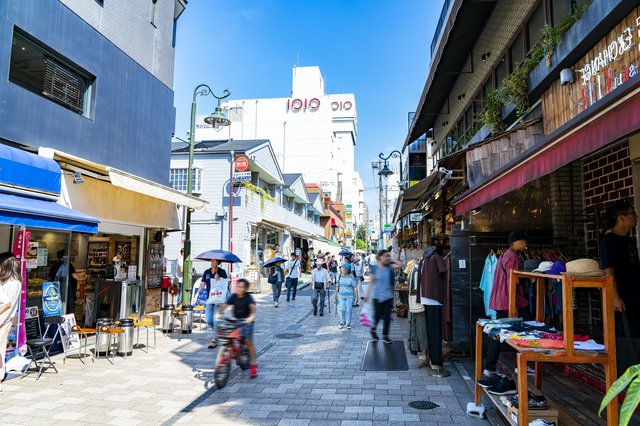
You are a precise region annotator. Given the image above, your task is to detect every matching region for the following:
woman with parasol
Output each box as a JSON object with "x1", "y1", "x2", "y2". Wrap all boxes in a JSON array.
[{"x1": 192, "y1": 250, "x2": 241, "y2": 349}]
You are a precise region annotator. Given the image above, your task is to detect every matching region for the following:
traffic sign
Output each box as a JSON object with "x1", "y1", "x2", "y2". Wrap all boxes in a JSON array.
[
  {"x1": 234, "y1": 155, "x2": 251, "y2": 172},
  {"x1": 233, "y1": 171, "x2": 251, "y2": 182}
]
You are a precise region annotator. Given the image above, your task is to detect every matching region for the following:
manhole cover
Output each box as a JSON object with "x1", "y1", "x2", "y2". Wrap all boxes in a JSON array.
[
  {"x1": 275, "y1": 333, "x2": 304, "y2": 339},
  {"x1": 408, "y1": 401, "x2": 439, "y2": 410}
]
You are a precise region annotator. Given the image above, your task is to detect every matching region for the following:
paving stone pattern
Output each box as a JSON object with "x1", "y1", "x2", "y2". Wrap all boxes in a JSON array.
[{"x1": 0, "y1": 278, "x2": 469, "y2": 426}]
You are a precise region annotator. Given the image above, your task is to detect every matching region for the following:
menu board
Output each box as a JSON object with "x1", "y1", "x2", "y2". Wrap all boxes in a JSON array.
[
  {"x1": 147, "y1": 244, "x2": 164, "y2": 289},
  {"x1": 26, "y1": 242, "x2": 38, "y2": 269},
  {"x1": 25, "y1": 306, "x2": 41, "y2": 342}
]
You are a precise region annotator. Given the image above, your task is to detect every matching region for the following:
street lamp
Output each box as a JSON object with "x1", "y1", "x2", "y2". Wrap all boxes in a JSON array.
[
  {"x1": 378, "y1": 150, "x2": 403, "y2": 249},
  {"x1": 182, "y1": 84, "x2": 231, "y2": 305}
]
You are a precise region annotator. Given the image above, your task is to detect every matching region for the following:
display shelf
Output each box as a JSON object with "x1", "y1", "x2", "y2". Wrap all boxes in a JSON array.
[
  {"x1": 474, "y1": 271, "x2": 618, "y2": 425},
  {"x1": 87, "y1": 242, "x2": 108, "y2": 279}
]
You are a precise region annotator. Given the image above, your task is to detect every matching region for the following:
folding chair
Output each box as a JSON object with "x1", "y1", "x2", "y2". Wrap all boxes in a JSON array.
[{"x1": 22, "y1": 316, "x2": 65, "y2": 380}]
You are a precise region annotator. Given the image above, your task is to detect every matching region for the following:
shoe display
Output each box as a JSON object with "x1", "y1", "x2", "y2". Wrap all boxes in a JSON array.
[
  {"x1": 250, "y1": 365, "x2": 258, "y2": 377},
  {"x1": 529, "y1": 419, "x2": 556, "y2": 426},
  {"x1": 370, "y1": 329, "x2": 379, "y2": 341},
  {"x1": 500, "y1": 396, "x2": 509, "y2": 406},
  {"x1": 486, "y1": 377, "x2": 517, "y2": 395},
  {"x1": 477, "y1": 373, "x2": 504, "y2": 389},
  {"x1": 509, "y1": 391, "x2": 548, "y2": 410},
  {"x1": 515, "y1": 366, "x2": 537, "y2": 376}
]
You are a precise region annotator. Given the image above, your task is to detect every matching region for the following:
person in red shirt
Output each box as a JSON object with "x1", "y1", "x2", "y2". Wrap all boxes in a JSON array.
[{"x1": 481, "y1": 231, "x2": 535, "y2": 390}]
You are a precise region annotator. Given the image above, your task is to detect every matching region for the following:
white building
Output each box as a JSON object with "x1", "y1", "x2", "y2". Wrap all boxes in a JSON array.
[{"x1": 195, "y1": 66, "x2": 365, "y2": 242}]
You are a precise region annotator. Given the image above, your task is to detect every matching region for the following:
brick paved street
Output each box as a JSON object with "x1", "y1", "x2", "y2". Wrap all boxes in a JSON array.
[{"x1": 0, "y1": 278, "x2": 480, "y2": 426}]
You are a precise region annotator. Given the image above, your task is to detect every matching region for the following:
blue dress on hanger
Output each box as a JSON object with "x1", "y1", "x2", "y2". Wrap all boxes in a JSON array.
[{"x1": 480, "y1": 253, "x2": 497, "y2": 319}]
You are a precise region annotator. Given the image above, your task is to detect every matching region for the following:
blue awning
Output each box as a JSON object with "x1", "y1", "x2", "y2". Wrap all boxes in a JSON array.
[
  {"x1": 0, "y1": 193, "x2": 100, "y2": 234},
  {"x1": 0, "y1": 145, "x2": 61, "y2": 194}
]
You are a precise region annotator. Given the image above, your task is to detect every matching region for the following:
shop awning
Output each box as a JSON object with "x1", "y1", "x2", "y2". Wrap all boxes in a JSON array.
[
  {"x1": 330, "y1": 218, "x2": 338, "y2": 228},
  {"x1": 393, "y1": 171, "x2": 441, "y2": 223},
  {"x1": 108, "y1": 169, "x2": 208, "y2": 212},
  {"x1": 0, "y1": 193, "x2": 100, "y2": 233},
  {"x1": 0, "y1": 144, "x2": 61, "y2": 195},
  {"x1": 453, "y1": 76, "x2": 640, "y2": 215}
]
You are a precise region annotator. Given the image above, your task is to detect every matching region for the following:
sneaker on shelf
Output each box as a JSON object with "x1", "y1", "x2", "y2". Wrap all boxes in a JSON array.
[
  {"x1": 515, "y1": 366, "x2": 537, "y2": 376},
  {"x1": 499, "y1": 396, "x2": 509, "y2": 406},
  {"x1": 382, "y1": 337, "x2": 392, "y2": 344},
  {"x1": 477, "y1": 373, "x2": 504, "y2": 389},
  {"x1": 250, "y1": 365, "x2": 258, "y2": 377},
  {"x1": 509, "y1": 392, "x2": 548, "y2": 410},
  {"x1": 529, "y1": 420, "x2": 556, "y2": 426},
  {"x1": 486, "y1": 377, "x2": 517, "y2": 395},
  {"x1": 370, "y1": 329, "x2": 379, "y2": 341}
]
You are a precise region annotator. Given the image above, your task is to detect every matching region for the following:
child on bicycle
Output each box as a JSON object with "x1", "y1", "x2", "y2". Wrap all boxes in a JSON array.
[{"x1": 215, "y1": 278, "x2": 257, "y2": 377}]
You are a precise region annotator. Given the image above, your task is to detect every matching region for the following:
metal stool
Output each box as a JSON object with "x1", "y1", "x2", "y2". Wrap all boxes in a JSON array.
[
  {"x1": 96, "y1": 325, "x2": 127, "y2": 364},
  {"x1": 129, "y1": 314, "x2": 156, "y2": 352},
  {"x1": 170, "y1": 309, "x2": 186, "y2": 337},
  {"x1": 70, "y1": 325, "x2": 97, "y2": 364},
  {"x1": 22, "y1": 316, "x2": 65, "y2": 380}
]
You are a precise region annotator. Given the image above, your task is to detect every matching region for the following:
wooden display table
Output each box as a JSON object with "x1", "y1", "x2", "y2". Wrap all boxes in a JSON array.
[{"x1": 474, "y1": 270, "x2": 618, "y2": 425}]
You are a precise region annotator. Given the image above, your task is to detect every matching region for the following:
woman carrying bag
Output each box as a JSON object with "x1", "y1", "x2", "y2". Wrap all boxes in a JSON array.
[
  {"x1": 193, "y1": 259, "x2": 229, "y2": 349},
  {"x1": 0, "y1": 253, "x2": 22, "y2": 396},
  {"x1": 335, "y1": 263, "x2": 358, "y2": 330}
]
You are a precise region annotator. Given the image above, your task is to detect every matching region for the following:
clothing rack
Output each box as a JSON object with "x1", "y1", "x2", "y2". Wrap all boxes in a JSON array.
[{"x1": 474, "y1": 271, "x2": 617, "y2": 425}]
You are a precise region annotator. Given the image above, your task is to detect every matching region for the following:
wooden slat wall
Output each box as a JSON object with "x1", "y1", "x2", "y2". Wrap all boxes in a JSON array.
[
  {"x1": 542, "y1": 6, "x2": 640, "y2": 135},
  {"x1": 466, "y1": 120, "x2": 544, "y2": 188}
]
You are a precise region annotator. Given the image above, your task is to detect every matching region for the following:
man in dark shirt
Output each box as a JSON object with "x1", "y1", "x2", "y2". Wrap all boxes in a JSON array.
[
  {"x1": 600, "y1": 201, "x2": 640, "y2": 337},
  {"x1": 216, "y1": 278, "x2": 257, "y2": 377}
]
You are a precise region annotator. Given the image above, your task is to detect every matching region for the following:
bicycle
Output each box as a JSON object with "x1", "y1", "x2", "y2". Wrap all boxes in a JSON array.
[{"x1": 214, "y1": 317, "x2": 250, "y2": 389}]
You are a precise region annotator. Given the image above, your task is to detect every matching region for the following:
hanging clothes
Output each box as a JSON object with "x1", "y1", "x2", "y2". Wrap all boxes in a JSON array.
[
  {"x1": 479, "y1": 253, "x2": 498, "y2": 319},
  {"x1": 443, "y1": 257, "x2": 453, "y2": 342},
  {"x1": 408, "y1": 265, "x2": 428, "y2": 353},
  {"x1": 417, "y1": 246, "x2": 447, "y2": 367}
]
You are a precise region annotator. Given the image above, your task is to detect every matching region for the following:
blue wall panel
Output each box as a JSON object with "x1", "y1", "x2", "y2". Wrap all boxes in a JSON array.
[{"x1": 0, "y1": 0, "x2": 175, "y2": 185}]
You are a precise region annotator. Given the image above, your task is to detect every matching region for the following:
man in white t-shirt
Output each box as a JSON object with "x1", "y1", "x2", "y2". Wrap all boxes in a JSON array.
[
  {"x1": 177, "y1": 249, "x2": 184, "y2": 284},
  {"x1": 285, "y1": 253, "x2": 301, "y2": 302}
]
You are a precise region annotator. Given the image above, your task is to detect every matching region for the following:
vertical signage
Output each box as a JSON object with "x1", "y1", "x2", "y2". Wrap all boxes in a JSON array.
[
  {"x1": 12, "y1": 229, "x2": 30, "y2": 354},
  {"x1": 42, "y1": 281, "x2": 62, "y2": 317}
]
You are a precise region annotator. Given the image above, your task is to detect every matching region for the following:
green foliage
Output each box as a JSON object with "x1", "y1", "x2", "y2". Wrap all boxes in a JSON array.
[
  {"x1": 241, "y1": 182, "x2": 275, "y2": 214},
  {"x1": 356, "y1": 224, "x2": 367, "y2": 242},
  {"x1": 480, "y1": 4, "x2": 589, "y2": 134},
  {"x1": 599, "y1": 364, "x2": 640, "y2": 425},
  {"x1": 355, "y1": 238, "x2": 368, "y2": 251}
]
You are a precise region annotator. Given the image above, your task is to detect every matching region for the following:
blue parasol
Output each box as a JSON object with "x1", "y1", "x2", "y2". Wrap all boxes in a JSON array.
[
  {"x1": 263, "y1": 256, "x2": 286, "y2": 267},
  {"x1": 194, "y1": 250, "x2": 242, "y2": 263},
  {"x1": 339, "y1": 250, "x2": 353, "y2": 257}
]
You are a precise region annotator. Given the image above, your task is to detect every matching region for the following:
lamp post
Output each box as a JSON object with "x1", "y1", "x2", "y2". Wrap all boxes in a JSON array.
[
  {"x1": 378, "y1": 150, "x2": 403, "y2": 249},
  {"x1": 182, "y1": 84, "x2": 231, "y2": 305}
]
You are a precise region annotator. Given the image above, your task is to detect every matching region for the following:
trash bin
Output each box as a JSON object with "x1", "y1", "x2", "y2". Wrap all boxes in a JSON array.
[
  {"x1": 181, "y1": 305, "x2": 194, "y2": 334},
  {"x1": 161, "y1": 276, "x2": 172, "y2": 307},
  {"x1": 96, "y1": 317, "x2": 113, "y2": 356},
  {"x1": 117, "y1": 318, "x2": 135, "y2": 356},
  {"x1": 162, "y1": 304, "x2": 175, "y2": 332}
]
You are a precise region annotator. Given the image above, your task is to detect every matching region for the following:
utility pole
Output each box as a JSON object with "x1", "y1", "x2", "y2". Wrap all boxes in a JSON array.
[{"x1": 372, "y1": 160, "x2": 383, "y2": 250}]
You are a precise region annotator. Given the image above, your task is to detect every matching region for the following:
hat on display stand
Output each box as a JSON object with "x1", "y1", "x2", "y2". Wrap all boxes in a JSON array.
[
  {"x1": 544, "y1": 261, "x2": 567, "y2": 276},
  {"x1": 533, "y1": 261, "x2": 554, "y2": 273},
  {"x1": 561, "y1": 259, "x2": 605, "y2": 277},
  {"x1": 523, "y1": 259, "x2": 542, "y2": 272}
]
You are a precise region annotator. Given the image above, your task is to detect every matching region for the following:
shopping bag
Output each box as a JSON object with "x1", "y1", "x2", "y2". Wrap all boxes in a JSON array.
[
  {"x1": 616, "y1": 312, "x2": 640, "y2": 378},
  {"x1": 206, "y1": 278, "x2": 229, "y2": 304},
  {"x1": 360, "y1": 302, "x2": 374, "y2": 327}
]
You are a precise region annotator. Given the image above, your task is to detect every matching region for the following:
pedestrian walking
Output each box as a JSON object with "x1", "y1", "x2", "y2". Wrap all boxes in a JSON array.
[
  {"x1": 354, "y1": 258, "x2": 364, "y2": 306},
  {"x1": 269, "y1": 260, "x2": 284, "y2": 307},
  {"x1": 285, "y1": 253, "x2": 301, "y2": 302},
  {"x1": 177, "y1": 248, "x2": 184, "y2": 285},
  {"x1": 335, "y1": 264, "x2": 358, "y2": 329},
  {"x1": 329, "y1": 255, "x2": 338, "y2": 284},
  {"x1": 311, "y1": 259, "x2": 330, "y2": 316},
  {"x1": 0, "y1": 253, "x2": 21, "y2": 396},
  {"x1": 364, "y1": 249, "x2": 403, "y2": 344},
  {"x1": 193, "y1": 259, "x2": 229, "y2": 349}
]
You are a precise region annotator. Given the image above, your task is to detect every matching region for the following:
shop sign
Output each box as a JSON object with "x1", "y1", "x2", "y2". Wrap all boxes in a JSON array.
[
  {"x1": 233, "y1": 171, "x2": 251, "y2": 182},
  {"x1": 234, "y1": 154, "x2": 251, "y2": 172},
  {"x1": 331, "y1": 101, "x2": 352, "y2": 111},
  {"x1": 543, "y1": 6, "x2": 640, "y2": 134},
  {"x1": 409, "y1": 213, "x2": 422, "y2": 222},
  {"x1": 26, "y1": 242, "x2": 38, "y2": 269},
  {"x1": 13, "y1": 229, "x2": 29, "y2": 354},
  {"x1": 383, "y1": 224, "x2": 391, "y2": 233},
  {"x1": 287, "y1": 98, "x2": 320, "y2": 111},
  {"x1": 42, "y1": 281, "x2": 61, "y2": 317}
]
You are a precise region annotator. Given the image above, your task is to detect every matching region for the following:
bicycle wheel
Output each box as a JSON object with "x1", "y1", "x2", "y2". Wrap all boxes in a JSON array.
[
  {"x1": 237, "y1": 345, "x2": 250, "y2": 370},
  {"x1": 214, "y1": 346, "x2": 232, "y2": 389}
]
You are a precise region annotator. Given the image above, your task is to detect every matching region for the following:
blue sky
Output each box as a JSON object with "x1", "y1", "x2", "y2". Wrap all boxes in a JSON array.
[{"x1": 172, "y1": 0, "x2": 440, "y2": 222}]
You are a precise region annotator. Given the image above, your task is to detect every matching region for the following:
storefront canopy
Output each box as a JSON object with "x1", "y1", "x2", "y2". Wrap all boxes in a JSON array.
[
  {"x1": 453, "y1": 74, "x2": 640, "y2": 215},
  {"x1": 0, "y1": 144, "x2": 60, "y2": 194},
  {"x1": 392, "y1": 171, "x2": 441, "y2": 223},
  {"x1": 0, "y1": 192, "x2": 100, "y2": 233}
]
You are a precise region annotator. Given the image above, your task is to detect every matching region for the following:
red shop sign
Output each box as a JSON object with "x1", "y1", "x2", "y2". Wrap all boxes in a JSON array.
[{"x1": 234, "y1": 154, "x2": 251, "y2": 172}]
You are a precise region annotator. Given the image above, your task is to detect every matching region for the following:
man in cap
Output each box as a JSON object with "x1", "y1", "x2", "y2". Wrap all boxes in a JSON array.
[
  {"x1": 600, "y1": 201, "x2": 640, "y2": 336},
  {"x1": 311, "y1": 259, "x2": 331, "y2": 316},
  {"x1": 479, "y1": 231, "x2": 534, "y2": 395}
]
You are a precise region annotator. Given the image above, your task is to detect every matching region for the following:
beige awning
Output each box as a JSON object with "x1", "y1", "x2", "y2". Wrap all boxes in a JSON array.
[{"x1": 392, "y1": 172, "x2": 441, "y2": 224}]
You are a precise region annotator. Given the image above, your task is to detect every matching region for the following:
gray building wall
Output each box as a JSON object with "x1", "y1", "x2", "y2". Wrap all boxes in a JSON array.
[
  {"x1": 57, "y1": 0, "x2": 177, "y2": 89},
  {"x1": 0, "y1": 0, "x2": 176, "y2": 185}
]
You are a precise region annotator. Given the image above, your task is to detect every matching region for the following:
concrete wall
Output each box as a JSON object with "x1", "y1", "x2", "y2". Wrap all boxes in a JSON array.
[{"x1": 0, "y1": 0, "x2": 175, "y2": 185}]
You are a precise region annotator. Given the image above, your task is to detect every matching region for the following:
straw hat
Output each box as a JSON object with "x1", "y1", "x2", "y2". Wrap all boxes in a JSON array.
[{"x1": 561, "y1": 259, "x2": 605, "y2": 277}]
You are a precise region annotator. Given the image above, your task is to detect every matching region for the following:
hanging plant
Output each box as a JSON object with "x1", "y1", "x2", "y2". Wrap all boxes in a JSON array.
[
  {"x1": 240, "y1": 181, "x2": 275, "y2": 214},
  {"x1": 480, "y1": 4, "x2": 589, "y2": 134}
]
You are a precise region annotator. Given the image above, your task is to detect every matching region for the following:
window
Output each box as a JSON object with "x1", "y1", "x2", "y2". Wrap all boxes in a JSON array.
[
  {"x1": 550, "y1": 0, "x2": 566, "y2": 27},
  {"x1": 482, "y1": 78, "x2": 493, "y2": 107},
  {"x1": 352, "y1": 178, "x2": 357, "y2": 186},
  {"x1": 170, "y1": 168, "x2": 203, "y2": 193},
  {"x1": 9, "y1": 30, "x2": 93, "y2": 118},
  {"x1": 509, "y1": 32, "x2": 524, "y2": 73},
  {"x1": 526, "y1": 4, "x2": 545, "y2": 51},
  {"x1": 151, "y1": 0, "x2": 157, "y2": 25},
  {"x1": 465, "y1": 107, "x2": 473, "y2": 132},
  {"x1": 495, "y1": 55, "x2": 508, "y2": 86},
  {"x1": 266, "y1": 231, "x2": 278, "y2": 246},
  {"x1": 172, "y1": 19, "x2": 177, "y2": 47}
]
